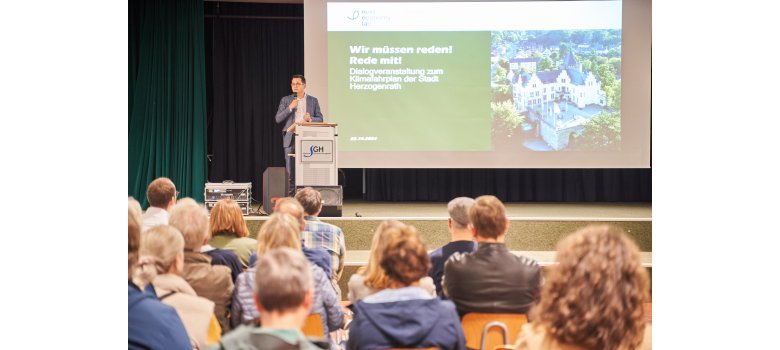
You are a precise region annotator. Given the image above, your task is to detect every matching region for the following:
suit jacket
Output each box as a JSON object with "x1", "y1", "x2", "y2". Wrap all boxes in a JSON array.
[
  {"x1": 275, "y1": 94, "x2": 324, "y2": 148},
  {"x1": 443, "y1": 242, "x2": 542, "y2": 317}
]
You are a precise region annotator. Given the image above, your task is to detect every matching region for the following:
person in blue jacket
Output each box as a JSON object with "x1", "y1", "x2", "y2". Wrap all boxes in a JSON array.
[
  {"x1": 348, "y1": 224, "x2": 466, "y2": 350},
  {"x1": 128, "y1": 202, "x2": 192, "y2": 350}
]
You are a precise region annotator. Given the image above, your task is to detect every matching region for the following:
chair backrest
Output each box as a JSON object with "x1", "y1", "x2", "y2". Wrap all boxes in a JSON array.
[
  {"x1": 301, "y1": 313, "x2": 324, "y2": 337},
  {"x1": 461, "y1": 313, "x2": 528, "y2": 350}
]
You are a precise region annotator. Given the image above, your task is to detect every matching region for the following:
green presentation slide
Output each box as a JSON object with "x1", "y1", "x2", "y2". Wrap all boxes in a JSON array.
[{"x1": 328, "y1": 31, "x2": 492, "y2": 151}]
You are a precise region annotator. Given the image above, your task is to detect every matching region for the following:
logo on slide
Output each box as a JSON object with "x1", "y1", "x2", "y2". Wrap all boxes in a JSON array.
[{"x1": 347, "y1": 11, "x2": 359, "y2": 20}]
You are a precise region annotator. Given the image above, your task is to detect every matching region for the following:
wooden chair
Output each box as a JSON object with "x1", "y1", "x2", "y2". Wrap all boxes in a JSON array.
[
  {"x1": 301, "y1": 313, "x2": 324, "y2": 338},
  {"x1": 461, "y1": 313, "x2": 528, "y2": 350}
]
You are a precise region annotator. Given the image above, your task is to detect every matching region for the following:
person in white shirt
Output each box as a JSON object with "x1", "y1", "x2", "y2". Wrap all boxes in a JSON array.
[{"x1": 142, "y1": 177, "x2": 177, "y2": 232}]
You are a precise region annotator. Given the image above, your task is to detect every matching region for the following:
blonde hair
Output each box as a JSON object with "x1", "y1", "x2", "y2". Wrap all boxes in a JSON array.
[
  {"x1": 273, "y1": 197, "x2": 306, "y2": 229},
  {"x1": 209, "y1": 198, "x2": 250, "y2": 238},
  {"x1": 362, "y1": 220, "x2": 406, "y2": 290},
  {"x1": 169, "y1": 198, "x2": 210, "y2": 250},
  {"x1": 128, "y1": 197, "x2": 143, "y2": 228},
  {"x1": 129, "y1": 201, "x2": 142, "y2": 271},
  {"x1": 256, "y1": 213, "x2": 302, "y2": 255},
  {"x1": 530, "y1": 225, "x2": 649, "y2": 350},
  {"x1": 134, "y1": 225, "x2": 185, "y2": 287}
]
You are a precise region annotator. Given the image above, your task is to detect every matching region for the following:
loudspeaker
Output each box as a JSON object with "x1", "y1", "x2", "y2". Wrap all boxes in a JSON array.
[
  {"x1": 262, "y1": 167, "x2": 288, "y2": 214},
  {"x1": 296, "y1": 185, "x2": 343, "y2": 217}
]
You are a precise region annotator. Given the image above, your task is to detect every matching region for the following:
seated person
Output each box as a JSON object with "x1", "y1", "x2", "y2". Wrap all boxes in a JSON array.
[
  {"x1": 348, "y1": 220, "x2": 435, "y2": 303},
  {"x1": 169, "y1": 199, "x2": 235, "y2": 333},
  {"x1": 429, "y1": 197, "x2": 477, "y2": 298},
  {"x1": 208, "y1": 198, "x2": 257, "y2": 267},
  {"x1": 443, "y1": 195, "x2": 542, "y2": 317},
  {"x1": 209, "y1": 247, "x2": 328, "y2": 350},
  {"x1": 513, "y1": 225, "x2": 651, "y2": 350},
  {"x1": 135, "y1": 225, "x2": 221, "y2": 348},
  {"x1": 128, "y1": 202, "x2": 191, "y2": 350},
  {"x1": 348, "y1": 224, "x2": 465, "y2": 350},
  {"x1": 231, "y1": 213, "x2": 343, "y2": 347},
  {"x1": 170, "y1": 198, "x2": 243, "y2": 282}
]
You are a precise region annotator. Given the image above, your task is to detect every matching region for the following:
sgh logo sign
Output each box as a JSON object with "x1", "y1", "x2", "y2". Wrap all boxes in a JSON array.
[{"x1": 301, "y1": 140, "x2": 333, "y2": 162}]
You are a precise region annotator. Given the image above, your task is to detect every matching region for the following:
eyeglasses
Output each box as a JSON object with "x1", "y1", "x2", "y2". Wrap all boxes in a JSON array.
[{"x1": 291, "y1": 82, "x2": 304, "y2": 86}]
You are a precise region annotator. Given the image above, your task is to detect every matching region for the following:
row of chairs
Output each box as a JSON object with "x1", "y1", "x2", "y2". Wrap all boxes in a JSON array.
[{"x1": 299, "y1": 312, "x2": 528, "y2": 350}]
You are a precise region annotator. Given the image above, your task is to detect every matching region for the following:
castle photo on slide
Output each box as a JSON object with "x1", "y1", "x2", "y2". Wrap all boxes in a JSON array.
[{"x1": 491, "y1": 30, "x2": 622, "y2": 151}]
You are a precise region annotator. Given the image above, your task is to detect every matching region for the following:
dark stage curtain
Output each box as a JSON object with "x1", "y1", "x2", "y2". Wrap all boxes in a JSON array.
[
  {"x1": 364, "y1": 168, "x2": 651, "y2": 202},
  {"x1": 204, "y1": 3, "x2": 303, "y2": 202},
  {"x1": 129, "y1": 0, "x2": 208, "y2": 206}
]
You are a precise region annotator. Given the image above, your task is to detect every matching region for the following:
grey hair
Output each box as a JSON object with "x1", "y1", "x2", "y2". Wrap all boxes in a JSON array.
[{"x1": 448, "y1": 197, "x2": 475, "y2": 229}]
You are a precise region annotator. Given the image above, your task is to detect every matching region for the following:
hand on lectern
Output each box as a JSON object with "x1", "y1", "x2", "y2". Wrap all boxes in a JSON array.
[{"x1": 304, "y1": 112, "x2": 312, "y2": 122}]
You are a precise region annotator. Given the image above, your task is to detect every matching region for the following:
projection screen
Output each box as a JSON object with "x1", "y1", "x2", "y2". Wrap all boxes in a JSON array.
[{"x1": 304, "y1": 0, "x2": 651, "y2": 168}]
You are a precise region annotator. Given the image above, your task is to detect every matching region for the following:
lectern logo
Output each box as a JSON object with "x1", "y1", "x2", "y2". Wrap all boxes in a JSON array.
[
  {"x1": 301, "y1": 140, "x2": 333, "y2": 162},
  {"x1": 348, "y1": 10, "x2": 359, "y2": 20},
  {"x1": 303, "y1": 145, "x2": 325, "y2": 158}
]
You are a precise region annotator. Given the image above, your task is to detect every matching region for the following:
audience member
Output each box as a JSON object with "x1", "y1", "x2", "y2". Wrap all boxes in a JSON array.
[
  {"x1": 347, "y1": 220, "x2": 435, "y2": 303},
  {"x1": 173, "y1": 200, "x2": 235, "y2": 334},
  {"x1": 129, "y1": 197, "x2": 143, "y2": 226},
  {"x1": 231, "y1": 213, "x2": 344, "y2": 345},
  {"x1": 128, "y1": 202, "x2": 191, "y2": 350},
  {"x1": 295, "y1": 187, "x2": 346, "y2": 298},
  {"x1": 171, "y1": 198, "x2": 242, "y2": 282},
  {"x1": 142, "y1": 177, "x2": 177, "y2": 232},
  {"x1": 443, "y1": 195, "x2": 542, "y2": 316},
  {"x1": 348, "y1": 224, "x2": 465, "y2": 350},
  {"x1": 429, "y1": 197, "x2": 476, "y2": 298},
  {"x1": 209, "y1": 248, "x2": 328, "y2": 350},
  {"x1": 270, "y1": 197, "x2": 332, "y2": 278},
  {"x1": 136, "y1": 225, "x2": 221, "y2": 348},
  {"x1": 513, "y1": 225, "x2": 651, "y2": 350},
  {"x1": 209, "y1": 198, "x2": 257, "y2": 267}
]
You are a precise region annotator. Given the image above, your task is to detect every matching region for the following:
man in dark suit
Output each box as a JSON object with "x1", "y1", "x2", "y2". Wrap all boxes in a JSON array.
[{"x1": 275, "y1": 74, "x2": 324, "y2": 195}]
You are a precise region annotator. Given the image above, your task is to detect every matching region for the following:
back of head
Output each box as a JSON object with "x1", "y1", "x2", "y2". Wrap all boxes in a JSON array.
[
  {"x1": 273, "y1": 197, "x2": 306, "y2": 228},
  {"x1": 256, "y1": 213, "x2": 302, "y2": 256},
  {"x1": 129, "y1": 202, "x2": 142, "y2": 274},
  {"x1": 209, "y1": 198, "x2": 250, "y2": 238},
  {"x1": 468, "y1": 195, "x2": 507, "y2": 239},
  {"x1": 363, "y1": 220, "x2": 407, "y2": 288},
  {"x1": 294, "y1": 187, "x2": 323, "y2": 216},
  {"x1": 531, "y1": 225, "x2": 649, "y2": 350},
  {"x1": 129, "y1": 197, "x2": 143, "y2": 226},
  {"x1": 169, "y1": 198, "x2": 209, "y2": 251},
  {"x1": 254, "y1": 247, "x2": 312, "y2": 313},
  {"x1": 146, "y1": 177, "x2": 176, "y2": 208},
  {"x1": 136, "y1": 226, "x2": 185, "y2": 285},
  {"x1": 448, "y1": 197, "x2": 475, "y2": 229},
  {"x1": 379, "y1": 225, "x2": 431, "y2": 287}
]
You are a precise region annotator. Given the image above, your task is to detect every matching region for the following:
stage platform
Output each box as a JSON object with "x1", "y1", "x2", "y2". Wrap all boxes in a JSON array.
[{"x1": 241, "y1": 200, "x2": 652, "y2": 300}]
